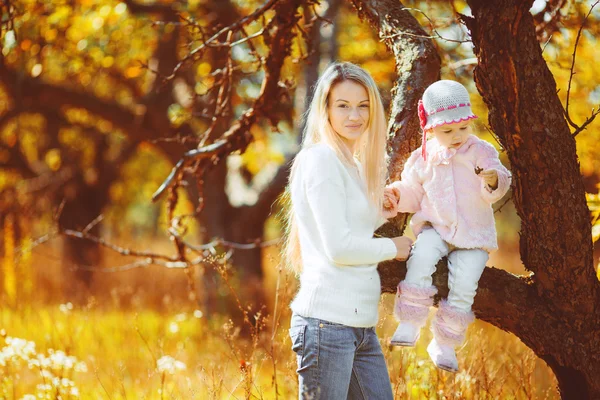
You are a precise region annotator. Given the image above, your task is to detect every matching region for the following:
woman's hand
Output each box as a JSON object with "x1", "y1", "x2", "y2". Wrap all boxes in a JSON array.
[
  {"x1": 391, "y1": 236, "x2": 413, "y2": 260},
  {"x1": 382, "y1": 186, "x2": 400, "y2": 218}
]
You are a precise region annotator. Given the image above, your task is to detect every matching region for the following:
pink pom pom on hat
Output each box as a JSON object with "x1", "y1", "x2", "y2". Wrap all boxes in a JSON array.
[{"x1": 418, "y1": 80, "x2": 478, "y2": 160}]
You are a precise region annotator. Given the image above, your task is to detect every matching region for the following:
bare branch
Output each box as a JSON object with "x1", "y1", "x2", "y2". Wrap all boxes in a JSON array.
[
  {"x1": 381, "y1": 7, "x2": 471, "y2": 44},
  {"x1": 494, "y1": 194, "x2": 512, "y2": 214},
  {"x1": 572, "y1": 108, "x2": 600, "y2": 137},
  {"x1": 82, "y1": 215, "x2": 104, "y2": 235},
  {"x1": 152, "y1": 0, "x2": 304, "y2": 201},
  {"x1": 21, "y1": 224, "x2": 279, "y2": 273},
  {"x1": 164, "y1": 0, "x2": 281, "y2": 82},
  {"x1": 564, "y1": 0, "x2": 600, "y2": 137},
  {"x1": 62, "y1": 229, "x2": 181, "y2": 262}
]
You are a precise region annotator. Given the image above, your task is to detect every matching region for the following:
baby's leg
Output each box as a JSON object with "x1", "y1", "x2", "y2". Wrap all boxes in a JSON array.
[
  {"x1": 447, "y1": 249, "x2": 488, "y2": 312},
  {"x1": 404, "y1": 227, "x2": 450, "y2": 287},
  {"x1": 428, "y1": 248, "x2": 488, "y2": 372},
  {"x1": 391, "y1": 228, "x2": 449, "y2": 346}
]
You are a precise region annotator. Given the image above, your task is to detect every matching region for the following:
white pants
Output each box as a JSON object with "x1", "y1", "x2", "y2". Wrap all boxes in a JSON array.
[{"x1": 404, "y1": 228, "x2": 488, "y2": 312}]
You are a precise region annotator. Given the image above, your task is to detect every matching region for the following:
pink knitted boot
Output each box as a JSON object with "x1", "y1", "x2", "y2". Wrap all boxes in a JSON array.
[
  {"x1": 427, "y1": 300, "x2": 475, "y2": 373},
  {"x1": 390, "y1": 282, "x2": 437, "y2": 346}
]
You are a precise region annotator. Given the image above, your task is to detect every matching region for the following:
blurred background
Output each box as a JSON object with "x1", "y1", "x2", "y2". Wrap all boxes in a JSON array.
[{"x1": 1, "y1": 0, "x2": 599, "y2": 398}]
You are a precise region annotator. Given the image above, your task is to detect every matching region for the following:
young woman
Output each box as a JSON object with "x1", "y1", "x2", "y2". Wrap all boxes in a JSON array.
[{"x1": 283, "y1": 62, "x2": 413, "y2": 399}]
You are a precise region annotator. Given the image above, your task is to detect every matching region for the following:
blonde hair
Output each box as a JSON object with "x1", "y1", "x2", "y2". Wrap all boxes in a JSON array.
[{"x1": 282, "y1": 62, "x2": 389, "y2": 274}]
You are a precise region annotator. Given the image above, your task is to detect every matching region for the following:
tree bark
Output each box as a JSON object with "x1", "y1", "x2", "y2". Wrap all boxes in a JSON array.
[{"x1": 464, "y1": 1, "x2": 600, "y2": 397}]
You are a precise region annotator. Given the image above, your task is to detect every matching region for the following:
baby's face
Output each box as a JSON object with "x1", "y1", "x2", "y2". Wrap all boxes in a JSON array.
[{"x1": 430, "y1": 120, "x2": 473, "y2": 149}]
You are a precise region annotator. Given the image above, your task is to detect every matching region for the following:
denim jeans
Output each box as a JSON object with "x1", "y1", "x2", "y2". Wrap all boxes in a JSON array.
[{"x1": 289, "y1": 313, "x2": 393, "y2": 400}]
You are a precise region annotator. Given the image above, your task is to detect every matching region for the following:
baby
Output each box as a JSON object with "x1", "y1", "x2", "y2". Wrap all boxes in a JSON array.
[{"x1": 384, "y1": 80, "x2": 511, "y2": 372}]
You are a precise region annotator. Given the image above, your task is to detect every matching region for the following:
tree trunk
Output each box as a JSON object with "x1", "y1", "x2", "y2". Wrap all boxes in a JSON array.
[
  {"x1": 357, "y1": 0, "x2": 600, "y2": 398},
  {"x1": 58, "y1": 172, "x2": 108, "y2": 293},
  {"x1": 464, "y1": 1, "x2": 600, "y2": 397}
]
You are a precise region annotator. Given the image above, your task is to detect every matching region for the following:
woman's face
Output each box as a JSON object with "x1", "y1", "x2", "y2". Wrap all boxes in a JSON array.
[
  {"x1": 327, "y1": 80, "x2": 370, "y2": 150},
  {"x1": 430, "y1": 120, "x2": 473, "y2": 149}
]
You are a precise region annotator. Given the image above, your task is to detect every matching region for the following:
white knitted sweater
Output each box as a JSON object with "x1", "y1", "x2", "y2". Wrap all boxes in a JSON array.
[{"x1": 289, "y1": 143, "x2": 397, "y2": 327}]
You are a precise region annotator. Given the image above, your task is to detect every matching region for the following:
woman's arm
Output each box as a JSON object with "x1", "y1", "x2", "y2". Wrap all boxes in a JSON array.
[
  {"x1": 305, "y1": 179, "x2": 398, "y2": 265},
  {"x1": 300, "y1": 147, "x2": 397, "y2": 266}
]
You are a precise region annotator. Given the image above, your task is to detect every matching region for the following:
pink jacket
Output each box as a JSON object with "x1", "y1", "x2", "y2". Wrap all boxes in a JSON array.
[{"x1": 390, "y1": 135, "x2": 511, "y2": 252}]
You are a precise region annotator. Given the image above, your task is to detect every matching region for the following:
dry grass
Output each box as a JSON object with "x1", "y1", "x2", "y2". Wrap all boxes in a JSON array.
[{"x1": 0, "y1": 237, "x2": 559, "y2": 399}]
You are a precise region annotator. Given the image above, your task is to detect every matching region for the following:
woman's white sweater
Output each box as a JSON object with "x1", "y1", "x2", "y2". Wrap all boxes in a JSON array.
[{"x1": 289, "y1": 143, "x2": 397, "y2": 327}]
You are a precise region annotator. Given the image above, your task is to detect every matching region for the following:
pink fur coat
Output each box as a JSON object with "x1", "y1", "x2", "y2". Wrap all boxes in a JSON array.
[{"x1": 390, "y1": 135, "x2": 511, "y2": 252}]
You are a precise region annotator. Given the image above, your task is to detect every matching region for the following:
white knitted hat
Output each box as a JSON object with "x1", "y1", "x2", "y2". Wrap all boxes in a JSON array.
[
  {"x1": 419, "y1": 80, "x2": 477, "y2": 130},
  {"x1": 417, "y1": 80, "x2": 478, "y2": 161}
]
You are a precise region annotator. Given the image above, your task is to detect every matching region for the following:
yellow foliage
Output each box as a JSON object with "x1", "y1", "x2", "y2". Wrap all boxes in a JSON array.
[
  {"x1": 125, "y1": 64, "x2": 142, "y2": 78},
  {"x1": 3, "y1": 214, "x2": 17, "y2": 306},
  {"x1": 44, "y1": 148, "x2": 62, "y2": 171},
  {"x1": 19, "y1": 234, "x2": 33, "y2": 301}
]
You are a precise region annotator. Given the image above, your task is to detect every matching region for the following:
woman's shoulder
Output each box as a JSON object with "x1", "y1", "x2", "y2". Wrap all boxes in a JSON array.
[
  {"x1": 298, "y1": 143, "x2": 343, "y2": 169},
  {"x1": 295, "y1": 143, "x2": 347, "y2": 185}
]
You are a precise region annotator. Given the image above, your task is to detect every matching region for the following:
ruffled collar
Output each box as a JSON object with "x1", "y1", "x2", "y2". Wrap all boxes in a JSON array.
[{"x1": 426, "y1": 135, "x2": 478, "y2": 166}]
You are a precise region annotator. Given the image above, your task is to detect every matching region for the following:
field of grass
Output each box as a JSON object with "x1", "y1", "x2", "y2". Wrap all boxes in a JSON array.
[{"x1": 0, "y1": 239, "x2": 559, "y2": 399}]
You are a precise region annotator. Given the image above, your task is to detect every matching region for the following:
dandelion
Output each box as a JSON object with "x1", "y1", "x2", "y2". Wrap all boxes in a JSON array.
[
  {"x1": 157, "y1": 355, "x2": 186, "y2": 375},
  {"x1": 36, "y1": 383, "x2": 53, "y2": 392},
  {"x1": 5, "y1": 337, "x2": 37, "y2": 360},
  {"x1": 2, "y1": 336, "x2": 85, "y2": 398},
  {"x1": 47, "y1": 349, "x2": 80, "y2": 371}
]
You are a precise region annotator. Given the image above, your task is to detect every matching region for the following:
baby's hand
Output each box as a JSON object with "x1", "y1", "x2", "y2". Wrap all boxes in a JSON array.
[
  {"x1": 382, "y1": 186, "x2": 400, "y2": 218},
  {"x1": 479, "y1": 169, "x2": 498, "y2": 190}
]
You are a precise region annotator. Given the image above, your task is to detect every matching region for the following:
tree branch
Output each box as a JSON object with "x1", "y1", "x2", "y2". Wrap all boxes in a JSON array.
[
  {"x1": 152, "y1": 0, "x2": 305, "y2": 201},
  {"x1": 163, "y1": 0, "x2": 281, "y2": 82},
  {"x1": 378, "y1": 258, "x2": 534, "y2": 332},
  {"x1": 564, "y1": 0, "x2": 600, "y2": 137}
]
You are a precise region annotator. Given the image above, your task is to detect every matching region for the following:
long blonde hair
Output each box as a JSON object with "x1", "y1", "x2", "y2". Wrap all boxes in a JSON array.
[{"x1": 282, "y1": 62, "x2": 389, "y2": 275}]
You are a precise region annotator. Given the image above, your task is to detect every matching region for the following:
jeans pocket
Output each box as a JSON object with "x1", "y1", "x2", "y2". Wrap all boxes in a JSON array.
[{"x1": 289, "y1": 324, "x2": 306, "y2": 356}]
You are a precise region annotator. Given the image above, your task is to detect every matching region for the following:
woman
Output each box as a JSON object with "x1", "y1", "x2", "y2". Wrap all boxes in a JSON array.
[{"x1": 284, "y1": 62, "x2": 413, "y2": 399}]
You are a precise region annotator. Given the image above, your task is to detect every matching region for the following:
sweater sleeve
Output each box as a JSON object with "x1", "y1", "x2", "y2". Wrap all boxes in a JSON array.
[
  {"x1": 389, "y1": 150, "x2": 424, "y2": 214},
  {"x1": 301, "y1": 149, "x2": 397, "y2": 266},
  {"x1": 475, "y1": 141, "x2": 512, "y2": 204}
]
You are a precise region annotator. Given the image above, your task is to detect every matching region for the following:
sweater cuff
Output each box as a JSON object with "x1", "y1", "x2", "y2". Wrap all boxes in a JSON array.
[{"x1": 380, "y1": 238, "x2": 398, "y2": 261}]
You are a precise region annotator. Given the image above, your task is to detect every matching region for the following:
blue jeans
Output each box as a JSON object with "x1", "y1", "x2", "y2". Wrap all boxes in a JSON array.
[{"x1": 289, "y1": 313, "x2": 393, "y2": 399}]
